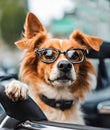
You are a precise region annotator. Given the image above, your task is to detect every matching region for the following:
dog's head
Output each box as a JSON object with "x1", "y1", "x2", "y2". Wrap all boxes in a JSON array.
[{"x1": 16, "y1": 12, "x2": 102, "y2": 101}]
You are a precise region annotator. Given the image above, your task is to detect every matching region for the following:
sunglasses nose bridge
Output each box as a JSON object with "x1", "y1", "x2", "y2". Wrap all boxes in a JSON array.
[
  {"x1": 60, "y1": 50, "x2": 66, "y2": 54},
  {"x1": 59, "y1": 50, "x2": 68, "y2": 59},
  {"x1": 58, "y1": 50, "x2": 67, "y2": 58}
]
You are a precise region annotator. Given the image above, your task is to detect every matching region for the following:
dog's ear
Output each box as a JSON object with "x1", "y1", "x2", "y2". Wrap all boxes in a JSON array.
[
  {"x1": 24, "y1": 12, "x2": 45, "y2": 38},
  {"x1": 15, "y1": 12, "x2": 46, "y2": 50},
  {"x1": 70, "y1": 30, "x2": 103, "y2": 51},
  {"x1": 15, "y1": 39, "x2": 27, "y2": 50}
]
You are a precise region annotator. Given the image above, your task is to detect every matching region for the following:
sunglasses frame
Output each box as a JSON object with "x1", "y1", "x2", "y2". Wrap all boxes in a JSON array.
[{"x1": 35, "y1": 48, "x2": 88, "y2": 64}]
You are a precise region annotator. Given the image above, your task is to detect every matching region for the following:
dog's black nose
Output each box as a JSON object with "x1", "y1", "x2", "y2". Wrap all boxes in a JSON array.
[{"x1": 57, "y1": 60, "x2": 72, "y2": 72}]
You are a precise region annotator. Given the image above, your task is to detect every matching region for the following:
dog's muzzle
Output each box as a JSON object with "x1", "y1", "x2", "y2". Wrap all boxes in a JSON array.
[{"x1": 48, "y1": 60, "x2": 75, "y2": 85}]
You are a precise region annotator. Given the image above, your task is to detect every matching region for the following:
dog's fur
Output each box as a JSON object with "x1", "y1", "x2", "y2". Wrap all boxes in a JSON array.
[{"x1": 5, "y1": 12, "x2": 102, "y2": 124}]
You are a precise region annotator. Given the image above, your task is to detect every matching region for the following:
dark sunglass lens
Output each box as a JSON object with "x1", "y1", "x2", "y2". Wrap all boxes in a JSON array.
[
  {"x1": 67, "y1": 49, "x2": 84, "y2": 63},
  {"x1": 67, "y1": 50, "x2": 79, "y2": 59},
  {"x1": 44, "y1": 50, "x2": 53, "y2": 59},
  {"x1": 41, "y1": 49, "x2": 58, "y2": 63}
]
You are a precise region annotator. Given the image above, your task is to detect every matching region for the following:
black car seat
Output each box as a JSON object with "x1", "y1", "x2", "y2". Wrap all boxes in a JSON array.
[{"x1": 82, "y1": 41, "x2": 110, "y2": 128}]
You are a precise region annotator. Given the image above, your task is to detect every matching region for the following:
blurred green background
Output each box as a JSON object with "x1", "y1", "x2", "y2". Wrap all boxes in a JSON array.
[{"x1": 0, "y1": 0, "x2": 27, "y2": 47}]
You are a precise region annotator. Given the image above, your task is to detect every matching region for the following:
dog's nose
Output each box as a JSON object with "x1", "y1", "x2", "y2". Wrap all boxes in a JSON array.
[{"x1": 57, "y1": 60, "x2": 72, "y2": 72}]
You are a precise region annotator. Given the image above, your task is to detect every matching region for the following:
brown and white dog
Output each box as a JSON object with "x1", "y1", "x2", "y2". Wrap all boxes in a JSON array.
[{"x1": 5, "y1": 12, "x2": 102, "y2": 124}]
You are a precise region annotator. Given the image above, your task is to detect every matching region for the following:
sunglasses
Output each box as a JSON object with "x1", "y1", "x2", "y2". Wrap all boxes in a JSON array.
[{"x1": 35, "y1": 48, "x2": 88, "y2": 64}]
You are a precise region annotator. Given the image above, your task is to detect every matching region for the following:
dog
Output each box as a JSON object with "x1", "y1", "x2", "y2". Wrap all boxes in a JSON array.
[{"x1": 5, "y1": 12, "x2": 102, "y2": 124}]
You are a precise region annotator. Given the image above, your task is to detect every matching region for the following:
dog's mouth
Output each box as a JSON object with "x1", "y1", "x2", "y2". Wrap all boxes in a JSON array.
[
  {"x1": 57, "y1": 76, "x2": 71, "y2": 81},
  {"x1": 48, "y1": 75, "x2": 73, "y2": 83}
]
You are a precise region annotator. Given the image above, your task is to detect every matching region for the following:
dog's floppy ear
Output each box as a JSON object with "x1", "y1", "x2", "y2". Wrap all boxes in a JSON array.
[
  {"x1": 15, "y1": 12, "x2": 46, "y2": 50},
  {"x1": 70, "y1": 30, "x2": 103, "y2": 51}
]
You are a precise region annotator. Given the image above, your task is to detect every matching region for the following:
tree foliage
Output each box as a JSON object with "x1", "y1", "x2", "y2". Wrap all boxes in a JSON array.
[{"x1": 0, "y1": 0, "x2": 28, "y2": 47}]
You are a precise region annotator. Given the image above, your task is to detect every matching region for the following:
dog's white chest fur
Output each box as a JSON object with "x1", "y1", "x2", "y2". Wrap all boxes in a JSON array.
[
  {"x1": 45, "y1": 106, "x2": 84, "y2": 124},
  {"x1": 29, "y1": 82, "x2": 84, "y2": 125}
]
